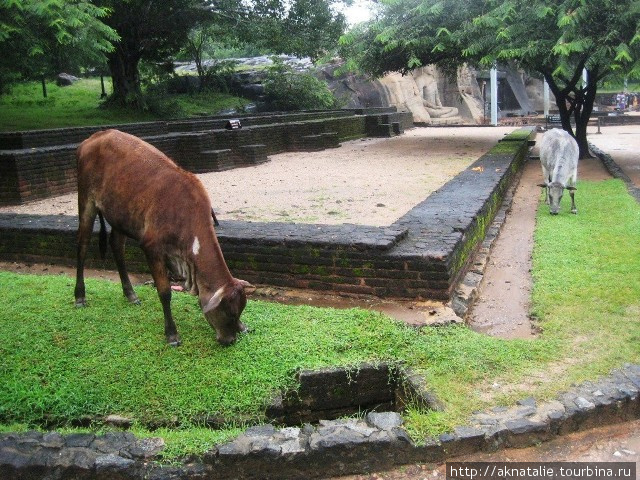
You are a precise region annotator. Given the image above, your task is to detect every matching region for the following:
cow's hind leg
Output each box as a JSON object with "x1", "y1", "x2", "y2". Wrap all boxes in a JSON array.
[
  {"x1": 110, "y1": 229, "x2": 140, "y2": 305},
  {"x1": 74, "y1": 199, "x2": 97, "y2": 307},
  {"x1": 143, "y1": 247, "x2": 181, "y2": 346}
]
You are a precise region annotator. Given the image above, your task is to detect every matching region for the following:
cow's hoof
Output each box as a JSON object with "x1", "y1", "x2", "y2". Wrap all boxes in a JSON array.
[
  {"x1": 571, "y1": 209, "x2": 577, "y2": 214},
  {"x1": 167, "y1": 335, "x2": 181, "y2": 347},
  {"x1": 129, "y1": 297, "x2": 141, "y2": 305},
  {"x1": 75, "y1": 299, "x2": 87, "y2": 308}
]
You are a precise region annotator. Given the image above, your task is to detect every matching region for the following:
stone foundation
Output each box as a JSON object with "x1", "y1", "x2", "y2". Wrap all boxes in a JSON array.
[
  {"x1": 0, "y1": 127, "x2": 534, "y2": 301},
  {"x1": 0, "y1": 109, "x2": 412, "y2": 206}
]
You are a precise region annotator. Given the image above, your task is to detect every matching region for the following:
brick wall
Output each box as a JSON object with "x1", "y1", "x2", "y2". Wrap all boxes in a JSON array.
[{"x1": 0, "y1": 127, "x2": 534, "y2": 301}]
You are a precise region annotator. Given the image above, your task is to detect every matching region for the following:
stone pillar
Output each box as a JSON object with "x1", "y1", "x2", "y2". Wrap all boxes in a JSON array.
[
  {"x1": 490, "y1": 66, "x2": 498, "y2": 126},
  {"x1": 543, "y1": 79, "x2": 550, "y2": 118}
]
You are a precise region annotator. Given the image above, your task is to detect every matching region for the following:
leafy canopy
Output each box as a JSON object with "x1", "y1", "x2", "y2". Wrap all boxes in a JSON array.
[
  {"x1": 0, "y1": 0, "x2": 118, "y2": 91},
  {"x1": 340, "y1": 0, "x2": 640, "y2": 80}
]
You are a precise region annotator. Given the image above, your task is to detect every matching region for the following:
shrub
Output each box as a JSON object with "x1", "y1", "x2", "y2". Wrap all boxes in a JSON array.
[{"x1": 263, "y1": 57, "x2": 336, "y2": 111}]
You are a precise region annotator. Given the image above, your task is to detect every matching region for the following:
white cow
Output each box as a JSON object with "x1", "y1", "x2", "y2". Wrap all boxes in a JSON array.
[{"x1": 537, "y1": 129, "x2": 579, "y2": 215}]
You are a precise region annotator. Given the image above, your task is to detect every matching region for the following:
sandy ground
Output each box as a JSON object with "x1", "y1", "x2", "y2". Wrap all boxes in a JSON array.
[
  {"x1": 0, "y1": 127, "x2": 516, "y2": 225},
  {"x1": 587, "y1": 123, "x2": 640, "y2": 185}
]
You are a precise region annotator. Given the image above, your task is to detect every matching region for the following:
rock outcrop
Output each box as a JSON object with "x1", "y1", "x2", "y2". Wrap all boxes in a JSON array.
[
  {"x1": 320, "y1": 63, "x2": 491, "y2": 125},
  {"x1": 176, "y1": 55, "x2": 543, "y2": 123}
]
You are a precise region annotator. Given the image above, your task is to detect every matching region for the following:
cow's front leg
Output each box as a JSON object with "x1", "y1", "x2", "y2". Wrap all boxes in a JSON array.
[
  {"x1": 569, "y1": 189, "x2": 577, "y2": 214},
  {"x1": 144, "y1": 249, "x2": 181, "y2": 346}
]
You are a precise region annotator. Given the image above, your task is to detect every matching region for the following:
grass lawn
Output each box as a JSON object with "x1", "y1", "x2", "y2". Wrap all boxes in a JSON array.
[
  {"x1": 0, "y1": 78, "x2": 249, "y2": 132},
  {"x1": 0, "y1": 179, "x2": 638, "y2": 460}
]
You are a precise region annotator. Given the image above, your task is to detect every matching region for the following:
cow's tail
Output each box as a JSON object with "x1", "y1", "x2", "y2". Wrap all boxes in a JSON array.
[
  {"x1": 211, "y1": 207, "x2": 219, "y2": 227},
  {"x1": 98, "y1": 211, "x2": 107, "y2": 260}
]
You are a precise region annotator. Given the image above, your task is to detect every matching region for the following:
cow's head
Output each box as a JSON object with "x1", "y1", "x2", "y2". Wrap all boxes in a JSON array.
[
  {"x1": 202, "y1": 279, "x2": 255, "y2": 346},
  {"x1": 538, "y1": 181, "x2": 576, "y2": 215}
]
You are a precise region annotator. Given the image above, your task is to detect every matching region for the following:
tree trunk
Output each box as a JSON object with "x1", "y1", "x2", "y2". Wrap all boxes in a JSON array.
[
  {"x1": 106, "y1": 47, "x2": 145, "y2": 110},
  {"x1": 574, "y1": 70, "x2": 599, "y2": 159},
  {"x1": 543, "y1": 68, "x2": 594, "y2": 159}
]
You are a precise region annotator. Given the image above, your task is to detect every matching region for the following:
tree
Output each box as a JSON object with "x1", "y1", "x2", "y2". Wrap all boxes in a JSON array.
[
  {"x1": 263, "y1": 57, "x2": 337, "y2": 110},
  {"x1": 95, "y1": 0, "x2": 348, "y2": 109},
  {"x1": 340, "y1": 0, "x2": 640, "y2": 158},
  {"x1": 93, "y1": 0, "x2": 212, "y2": 109},
  {"x1": 0, "y1": 0, "x2": 117, "y2": 94},
  {"x1": 237, "y1": 0, "x2": 347, "y2": 61}
]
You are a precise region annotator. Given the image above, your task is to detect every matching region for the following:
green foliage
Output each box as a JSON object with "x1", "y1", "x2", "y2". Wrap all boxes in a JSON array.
[
  {"x1": 240, "y1": 0, "x2": 347, "y2": 61},
  {"x1": 263, "y1": 58, "x2": 337, "y2": 110},
  {"x1": 0, "y1": 0, "x2": 117, "y2": 92}
]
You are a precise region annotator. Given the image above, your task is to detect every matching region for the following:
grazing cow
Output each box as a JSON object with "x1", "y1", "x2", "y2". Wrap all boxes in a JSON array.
[
  {"x1": 537, "y1": 128, "x2": 579, "y2": 215},
  {"x1": 74, "y1": 129, "x2": 254, "y2": 346}
]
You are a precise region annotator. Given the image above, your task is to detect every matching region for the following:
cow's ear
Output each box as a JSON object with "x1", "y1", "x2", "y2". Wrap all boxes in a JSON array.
[
  {"x1": 566, "y1": 186, "x2": 577, "y2": 191},
  {"x1": 203, "y1": 286, "x2": 225, "y2": 314},
  {"x1": 236, "y1": 279, "x2": 256, "y2": 294},
  {"x1": 537, "y1": 183, "x2": 548, "y2": 188}
]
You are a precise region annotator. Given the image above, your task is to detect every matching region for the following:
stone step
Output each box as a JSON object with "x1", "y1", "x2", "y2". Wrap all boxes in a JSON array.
[
  {"x1": 293, "y1": 132, "x2": 340, "y2": 151},
  {"x1": 238, "y1": 144, "x2": 269, "y2": 166},
  {"x1": 200, "y1": 148, "x2": 234, "y2": 172}
]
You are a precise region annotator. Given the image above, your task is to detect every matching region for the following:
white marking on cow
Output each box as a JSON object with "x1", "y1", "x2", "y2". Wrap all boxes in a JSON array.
[{"x1": 192, "y1": 236, "x2": 200, "y2": 256}]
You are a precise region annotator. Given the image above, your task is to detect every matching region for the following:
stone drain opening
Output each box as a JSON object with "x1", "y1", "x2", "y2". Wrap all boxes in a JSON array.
[
  {"x1": 24, "y1": 363, "x2": 442, "y2": 432},
  {"x1": 265, "y1": 363, "x2": 443, "y2": 426}
]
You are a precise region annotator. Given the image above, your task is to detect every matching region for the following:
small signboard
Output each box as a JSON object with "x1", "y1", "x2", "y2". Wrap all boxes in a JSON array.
[{"x1": 225, "y1": 119, "x2": 242, "y2": 130}]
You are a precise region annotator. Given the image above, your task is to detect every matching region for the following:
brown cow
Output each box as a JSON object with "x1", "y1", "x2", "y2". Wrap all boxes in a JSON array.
[{"x1": 74, "y1": 129, "x2": 254, "y2": 346}]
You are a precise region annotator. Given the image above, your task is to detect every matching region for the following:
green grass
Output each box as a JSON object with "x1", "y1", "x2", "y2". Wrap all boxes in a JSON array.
[
  {"x1": 530, "y1": 179, "x2": 640, "y2": 372},
  {"x1": 0, "y1": 78, "x2": 249, "y2": 131},
  {"x1": 0, "y1": 179, "x2": 638, "y2": 460}
]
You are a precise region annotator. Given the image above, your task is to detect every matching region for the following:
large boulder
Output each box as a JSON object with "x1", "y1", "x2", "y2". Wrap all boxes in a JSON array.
[{"x1": 56, "y1": 73, "x2": 80, "y2": 87}]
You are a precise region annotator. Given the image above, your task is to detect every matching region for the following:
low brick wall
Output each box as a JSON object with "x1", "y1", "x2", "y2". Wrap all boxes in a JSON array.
[
  {"x1": 0, "y1": 121, "x2": 169, "y2": 150},
  {"x1": 0, "y1": 109, "x2": 410, "y2": 206},
  {"x1": 0, "y1": 127, "x2": 534, "y2": 301}
]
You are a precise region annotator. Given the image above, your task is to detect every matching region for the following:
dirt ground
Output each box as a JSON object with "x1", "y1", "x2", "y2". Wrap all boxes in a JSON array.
[
  {"x1": 587, "y1": 123, "x2": 640, "y2": 186},
  {"x1": 466, "y1": 138, "x2": 612, "y2": 339}
]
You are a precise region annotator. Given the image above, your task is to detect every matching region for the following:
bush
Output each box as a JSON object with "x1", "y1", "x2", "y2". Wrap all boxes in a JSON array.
[
  {"x1": 263, "y1": 57, "x2": 336, "y2": 111},
  {"x1": 198, "y1": 59, "x2": 238, "y2": 93}
]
